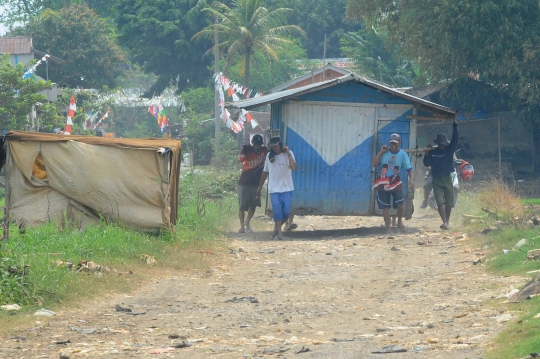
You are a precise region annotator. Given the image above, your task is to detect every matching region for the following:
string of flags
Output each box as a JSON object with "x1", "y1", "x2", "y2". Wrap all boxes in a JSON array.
[
  {"x1": 147, "y1": 104, "x2": 168, "y2": 133},
  {"x1": 23, "y1": 54, "x2": 49, "y2": 79},
  {"x1": 214, "y1": 73, "x2": 262, "y2": 133},
  {"x1": 93, "y1": 110, "x2": 110, "y2": 130},
  {"x1": 64, "y1": 95, "x2": 76, "y2": 135}
]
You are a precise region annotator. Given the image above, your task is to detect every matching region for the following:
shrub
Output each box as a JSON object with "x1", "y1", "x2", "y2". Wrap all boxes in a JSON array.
[{"x1": 477, "y1": 177, "x2": 524, "y2": 219}]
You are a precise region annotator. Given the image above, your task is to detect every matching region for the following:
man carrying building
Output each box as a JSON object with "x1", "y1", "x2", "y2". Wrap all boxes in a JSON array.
[
  {"x1": 256, "y1": 137, "x2": 297, "y2": 240},
  {"x1": 372, "y1": 133, "x2": 414, "y2": 233},
  {"x1": 237, "y1": 134, "x2": 268, "y2": 233},
  {"x1": 423, "y1": 120, "x2": 459, "y2": 230}
]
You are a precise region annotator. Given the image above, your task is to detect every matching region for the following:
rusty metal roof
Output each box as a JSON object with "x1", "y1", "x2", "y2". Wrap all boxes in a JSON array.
[
  {"x1": 229, "y1": 73, "x2": 456, "y2": 116},
  {"x1": 0, "y1": 37, "x2": 33, "y2": 55}
]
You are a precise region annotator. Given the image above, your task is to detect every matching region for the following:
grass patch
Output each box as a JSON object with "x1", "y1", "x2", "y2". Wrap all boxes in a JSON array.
[
  {"x1": 486, "y1": 297, "x2": 540, "y2": 359},
  {"x1": 0, "y1": 168, "x2": 238, "y2": 330},
  {"x1": 522, "y1": 198, "x2": 540, "y2": 205},
  {"x1": 480, "y1": 227, "x2": 540, "y2": 275},
  {"x1": 477, "y1": 178, "x2": 525, "y2": 219}
]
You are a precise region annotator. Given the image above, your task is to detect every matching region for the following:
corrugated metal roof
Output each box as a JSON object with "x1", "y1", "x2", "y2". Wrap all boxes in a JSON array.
[
  {"x1": 229, "y1": 73, "x2": 456, "y2": 116},
  {"x1": 0, "y1": 37, "x2": 32, "y2": 55},
  {"x1": 266, "y1": 64, "x2": 352, "y2": 93}
]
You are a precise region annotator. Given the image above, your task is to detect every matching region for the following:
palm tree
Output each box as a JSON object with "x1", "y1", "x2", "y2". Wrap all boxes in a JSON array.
[
  {"x1": 192, "y1": 0, "x2": 305, "y2": 88},
  {"x1": 341, "y1": 28, "x2": 421, "y2": 87}
]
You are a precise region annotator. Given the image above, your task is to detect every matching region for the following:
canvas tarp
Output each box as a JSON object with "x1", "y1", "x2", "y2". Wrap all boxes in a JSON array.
[{"x1": 5, "y1": 131, "x2": 181, "y2": 231}]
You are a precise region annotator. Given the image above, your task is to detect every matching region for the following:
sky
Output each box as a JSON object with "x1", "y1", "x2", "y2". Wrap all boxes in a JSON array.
[{"x1": 0, "y1": 5, "x2": 9, "y2": 35}]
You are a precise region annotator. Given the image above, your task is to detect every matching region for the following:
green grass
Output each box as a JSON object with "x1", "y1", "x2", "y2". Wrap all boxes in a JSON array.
[
  {"x1": 480, "y1": 227, "x2": 540, "y2": 275},
  {"x1": 487, "y1": 297, "x2": 540, "y2": 359},
  {"x1": 0, "y1": 168, "x2": 238, "y2": 327},
  {"x1": 522, "y1": 198, "x2": 540, "y2": 205}
]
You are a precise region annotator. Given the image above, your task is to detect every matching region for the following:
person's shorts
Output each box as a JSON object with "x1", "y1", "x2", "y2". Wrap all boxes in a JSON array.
[
  {"x1": 377, "y1": 190, "x2": 404, "y2": 209},
  {"x1": 270, "y1": 191, "x2": 292, "y2": 221},
  {"x1": 432, "y1": 174, "x2": 454, "y2": 207},
  {"x1": 238, "y1": 185, "x2": 261, "y2": 211}
]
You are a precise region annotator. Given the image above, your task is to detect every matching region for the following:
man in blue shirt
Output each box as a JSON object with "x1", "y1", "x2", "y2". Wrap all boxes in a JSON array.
[
  {"x1": 372, "y1": 133, "x2": 414, "y2": 233},
  {"x1": 423, "y1": 120, "x2": 459, "y2": 230}
]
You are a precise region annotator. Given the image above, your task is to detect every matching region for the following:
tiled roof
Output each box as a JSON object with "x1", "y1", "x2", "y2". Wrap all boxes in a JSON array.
[{"x1": 0, "y1": 37, "x2": 33, "y2": 55}]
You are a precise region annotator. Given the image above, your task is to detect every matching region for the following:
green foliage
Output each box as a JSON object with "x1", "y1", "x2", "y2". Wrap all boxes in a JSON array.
[
  {"x1": 193, "y1": 0, "x2": 305, "y2": 88},
  {"x1": 341, "y1": 28, "x2": 421, "y2": 87},
  {"x1": 225, "y1": 40, "x2": 306, "y2": 92},
  {"x1": 346, "y1": 0, "x2": 540, "y2": 115},
  {"x1": 182, "y1": 109, "x2": 239, "y2": 166},
  {"x1": 181, "y1": 87, "x2": 214, "y2": 114},
  {"x1": 12, "y1": 5, "x2": 126, "y2": 88},
  {"x1": 269, "y1": 0, "x2": 361, "y2": 58},
  {"x1": 0, "y1": 254, "x2": 36, "y2": 305},
  {"x1": 116, "y1": 0, "x2": 218, "y2": 95},
  {"x1": 0, "y1": 0, "x2": 120, "y2": 27},
  {"x1": 0, "y1": 55, "x2": 56, "y2": 131}
]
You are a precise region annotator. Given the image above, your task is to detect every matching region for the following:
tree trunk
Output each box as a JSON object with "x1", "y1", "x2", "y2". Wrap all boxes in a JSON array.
[{"x1": 244, "y1": 48, "x2": 251, "y2": 88}]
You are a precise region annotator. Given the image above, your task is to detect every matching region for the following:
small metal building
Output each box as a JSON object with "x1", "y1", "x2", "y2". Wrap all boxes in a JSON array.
[{"x1": 229, "y1": 74, "x2": 456, "y2": 218}]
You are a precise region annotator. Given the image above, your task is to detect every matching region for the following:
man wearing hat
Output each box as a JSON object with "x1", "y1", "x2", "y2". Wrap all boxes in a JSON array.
[
  {"x1": 256, "y1": 136, "x2": 297, "y2": 240},
  {"x1": 371, "y1": 133, "x2": 414, "y2": 233},
  {"x1": 423, "y1": 120, "x2": 459, "y2": 230},
  {"x1": 237, "y1": 134, "x2": 269, "y2": 233}
]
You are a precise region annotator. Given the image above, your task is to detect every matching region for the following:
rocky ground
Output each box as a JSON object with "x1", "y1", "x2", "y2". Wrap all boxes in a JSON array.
[{"x1": 0, "y1": 210, "x2": 525, "y2": 359}]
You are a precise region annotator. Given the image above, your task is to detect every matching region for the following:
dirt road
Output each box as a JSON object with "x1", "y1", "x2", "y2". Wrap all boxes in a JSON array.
[{"x1": 0, "y1": 212, "x2": 521, "y2": 358}]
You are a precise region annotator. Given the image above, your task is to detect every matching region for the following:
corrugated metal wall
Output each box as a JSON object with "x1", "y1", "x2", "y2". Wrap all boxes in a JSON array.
[
  {"x1": 284, "y1": 101, "x2": 377, "y2": 215},
  {"x1": 269, "y1": 81, "x2": 418, "y2": 216}
]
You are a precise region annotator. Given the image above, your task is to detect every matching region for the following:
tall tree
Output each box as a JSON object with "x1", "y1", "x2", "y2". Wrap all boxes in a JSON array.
[
  {"x1": 192, "y1": 0, "x2": 305, "y2": 88},
  {"x1": 0, "y1": 0, "x2": 120, "y2": 27},
  {"x1": 341, "y1": 28, "x2": 421, "y2": 87},
  {"x1": 269, "y1": 0, "x2": 361, "y2": 59},
  {"x1": 0, "y1": 55, "x2": 58, "y2": 130},
  {"x1": 13, "y1": 5, "x2": 126, "y2": 88},
  {"x1": 346, "y1": 0, "x2": 540, "y2": 115},
  {"x1": 116, "y1": 0, "x2": 219, "y2": 95}
]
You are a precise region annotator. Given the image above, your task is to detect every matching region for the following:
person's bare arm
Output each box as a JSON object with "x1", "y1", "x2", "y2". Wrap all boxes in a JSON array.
[
  {"x1": 256, "y1": 171, "x2": 269, "y2": 198},
  {"x1": 371, "y1": 145, "x2": 389, "y2": 167},
  {"x1": 283, "y1": 146, "x2": 297, "y2": 170}
]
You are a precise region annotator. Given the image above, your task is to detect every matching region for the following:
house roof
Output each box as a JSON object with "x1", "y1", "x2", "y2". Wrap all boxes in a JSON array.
[
  {"x1": 267, "y1": 64, "x2": 352, "y2": 93},
  {"x1": 397, "y1": 83, "x2": 447, "y2": 100},
  {"x1": 229, "y1": 73, "x2": 456, "y2": 116},
  {"x1": 0, "y1": 37, "x2": 33, "y2": 55}
]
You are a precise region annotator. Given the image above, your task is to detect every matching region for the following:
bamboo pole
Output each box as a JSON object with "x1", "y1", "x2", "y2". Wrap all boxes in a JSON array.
[{"x1": 3, "y1": 143, "x2": 10, "y2": 242}]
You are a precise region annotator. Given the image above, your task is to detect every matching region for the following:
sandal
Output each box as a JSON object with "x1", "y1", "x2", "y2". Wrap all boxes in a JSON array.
[{"x1": 285, "y1": 223, "x2": 297, "y2": 231}]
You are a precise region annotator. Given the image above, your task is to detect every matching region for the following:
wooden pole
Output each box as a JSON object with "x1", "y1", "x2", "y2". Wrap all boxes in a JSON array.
[
  {"x1": 498, "y1": 117, "x2": 502, "y2": 177},
  {"x1": 214, "y1": 16, "x2": 221, "y2": 168},
  {"x1": 322, "y1": 34, "x2": 326, "y2": 81},
  {"x1": 3, "y1": 143, "x2": 10, "y2": 242}
]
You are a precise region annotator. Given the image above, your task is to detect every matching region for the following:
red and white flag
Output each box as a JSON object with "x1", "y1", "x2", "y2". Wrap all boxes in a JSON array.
[{"x1": 65, "y1": 95, "x2": 76, "y2": 135}]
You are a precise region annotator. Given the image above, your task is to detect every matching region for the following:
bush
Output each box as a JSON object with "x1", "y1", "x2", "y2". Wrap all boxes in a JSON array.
[{"x1": 477, "y1": 178, "x2": 524, "y2": 219}]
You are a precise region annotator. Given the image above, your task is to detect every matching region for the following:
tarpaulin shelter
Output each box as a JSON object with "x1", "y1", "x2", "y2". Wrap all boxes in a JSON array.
[{"x1": 2, "y1": 131, "x2": 181, "y2": 235}]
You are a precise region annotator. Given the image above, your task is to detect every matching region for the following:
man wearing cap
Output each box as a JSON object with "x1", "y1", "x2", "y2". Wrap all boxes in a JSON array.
[
  {"x1": 371, "y1": 133, "x2": 414, "y2": 233},
  {"x1": 257, "y1": 137, "x2": 297, "y2": 240},
  {"x1": 423, "y1": 120, "x2": 459, "y2": 230},
  {"x1": 237, "y1": 134, "x2": 269, "y2": 233}
]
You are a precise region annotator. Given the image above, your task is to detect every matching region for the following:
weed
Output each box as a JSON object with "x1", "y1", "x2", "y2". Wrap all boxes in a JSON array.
[{"x1": 477, "y1": 177, "x2": 524, "y2": 219}]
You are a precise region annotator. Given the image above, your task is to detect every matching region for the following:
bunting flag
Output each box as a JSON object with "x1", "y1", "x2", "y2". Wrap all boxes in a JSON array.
[
  {"x1": 214, "y1": 73, "x2": 262, "y2": 134},
  {"x1": 83, "y1": 111, "x2": 98, "y2": 131},
  {"x1": 93, "y1": 110, "x2": 110, "y2": 130},
  {"x1": 65, "y1": 95, "x2": 76, "y2": 135},
  {"x1": 158, "y1": 106, "x2": 168, "y2": 133},
  {"x1": 23, "y1": 54, "x2": 50, "y2": 79}
]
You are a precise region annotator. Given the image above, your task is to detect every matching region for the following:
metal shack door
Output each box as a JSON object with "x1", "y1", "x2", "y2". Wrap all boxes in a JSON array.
[{"x1": 373, "y1": 106, "x2": 415, "y2": 218}]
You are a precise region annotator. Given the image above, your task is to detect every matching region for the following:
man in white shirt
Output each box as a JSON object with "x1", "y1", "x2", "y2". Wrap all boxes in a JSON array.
[{"x1": 256, "y1": 137, "x2": 297, "y2": 240}]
